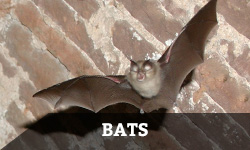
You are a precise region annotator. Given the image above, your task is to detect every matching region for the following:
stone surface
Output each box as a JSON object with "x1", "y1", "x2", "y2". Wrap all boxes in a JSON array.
[
  {"x1": 117, "y1": 0, "x2": 182, "y2": 44},
  {"x1": 112, "y1": 20, "x2": 159, "y2": 61},
  {"x1": 64, "y1": 0, "x2": 99, "y2": 20},
  {"x1": 0, "y1": 0, "x2": 249, "y2": 149},
  {"x1": 0, "y1": 0, "x2": 11, "y2": 18}
]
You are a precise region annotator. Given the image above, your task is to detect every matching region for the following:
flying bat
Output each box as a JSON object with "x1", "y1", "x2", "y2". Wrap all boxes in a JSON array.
[{"x1": 33, "y1": 0, "x2": 218, "y2": 113}]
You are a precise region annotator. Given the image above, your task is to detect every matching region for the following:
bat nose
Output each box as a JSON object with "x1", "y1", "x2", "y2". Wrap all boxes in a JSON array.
[{"x1": 137, "y1": 72, "x2": 145, "y2": 81}]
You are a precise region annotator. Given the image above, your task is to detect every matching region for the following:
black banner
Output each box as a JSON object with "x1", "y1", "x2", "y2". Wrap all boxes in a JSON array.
[{"x1": 3, "y1": 109, "x2": 250, "y2": 150}]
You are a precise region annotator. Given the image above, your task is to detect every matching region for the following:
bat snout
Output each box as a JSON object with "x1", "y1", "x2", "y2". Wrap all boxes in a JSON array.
[{"x1": 137, "y1": 72, "x2": 145, "y2": 81}]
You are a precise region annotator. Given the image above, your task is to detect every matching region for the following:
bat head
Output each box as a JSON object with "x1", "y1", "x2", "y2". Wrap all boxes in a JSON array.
[
  {"x1": 129, "y1": 60, "x2": 158, "y2": 82},
  {"x1": 127, "y1": 59, "x2": 162, "y2": 98}
]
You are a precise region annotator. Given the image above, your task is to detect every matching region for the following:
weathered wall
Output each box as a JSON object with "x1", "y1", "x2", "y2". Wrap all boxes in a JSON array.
[{"x1": 0, "y1": 0, "x2": 249, "y2": 148}]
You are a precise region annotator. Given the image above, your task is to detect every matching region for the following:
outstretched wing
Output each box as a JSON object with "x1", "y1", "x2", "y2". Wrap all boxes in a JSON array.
[
  {"x1": 158, "y1": 0, "x2": 217, "y2": 102},
  {"x1": 33, "y1": 75, "x2": 143, "y2": 112}
]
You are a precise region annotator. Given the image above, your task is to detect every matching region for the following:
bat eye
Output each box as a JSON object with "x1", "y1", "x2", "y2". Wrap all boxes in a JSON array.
[
  {"x1": 144, "y1": 64, "x2": 152, "y2": 71},
  {"x1": 143, "y1": 60, "x2": 153, "y2": 71},
  {"x1": 131, "y1": 66, "x2": 138, "y2": 72}
]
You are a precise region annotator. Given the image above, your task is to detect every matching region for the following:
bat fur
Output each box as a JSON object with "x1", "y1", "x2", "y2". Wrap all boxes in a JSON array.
[{"x1": 126, "y1": 60, "x2": 162, "y2": 98}]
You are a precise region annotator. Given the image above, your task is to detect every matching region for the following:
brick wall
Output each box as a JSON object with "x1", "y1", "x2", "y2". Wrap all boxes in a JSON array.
[{"x1": 0, "y1": 0, "x2": 249, "y2": 148}]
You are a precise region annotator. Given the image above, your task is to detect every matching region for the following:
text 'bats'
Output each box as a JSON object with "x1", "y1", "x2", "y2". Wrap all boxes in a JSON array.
[{"x1": 33, "y1": 0, "x2": 218, "y2": 113}]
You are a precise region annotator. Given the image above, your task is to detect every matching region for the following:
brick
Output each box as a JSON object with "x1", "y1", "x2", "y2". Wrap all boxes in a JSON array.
[
  {"x1": 15, "y1": 1, "x2": 101, "y2": 76},
  {"x1": 0, "y1": 53, "x2": 17, "y2": 78},
  {"x1": 195, "y1": 57, "x2": 250, "y2": 113},
  {"x1": 230, "y1": 114, "x2": 250, "y2": 137},
  {"x1": 3, "y1": 129, "x2": 59, "y2": 150},
  {"x1": 186, "y1": 114, "x2": 250, "y2": 150},
  {"x1": 228, "y1": 44, "x2": 250, "y2": 82},
  {"x1": 5, "y1": 102, "x2": 29, "y2": 134},
  {"x1": 4, "y1": 23, "x2": 68, "y2": 88},
  {"x1": 65, "y1": 0, "x2": 99, "y2": 20},
  {"x1": 161, "y1": 0, "x2": 187, "y2": 22},
  {"x1": 218, "y1": 0, "x2": 250, "y2": 39},
  {"x1": 33, "y1": 0, "x2": 110, "y2": 74},
  {"x1": 33, "y1": 0, "x2": 93, "y2": 50},
  {"x1": 140, "y1": 128, "x2": 184, "y2": 150},
  {"x1": 162, "y1": 114, "x2": 219, "y2": 149},
  {"x1": 0, "y1": 0, "x2": 11, "y2": 18},
  {"x1": 19, "y1": 81, "x2": 51, "y2": 118},
  {"x1": 112, "y1": 20, "x2": 158, "y2": 61},
  {"x1": 117, "y1": 0, "x2": 182, "y2": 43}
]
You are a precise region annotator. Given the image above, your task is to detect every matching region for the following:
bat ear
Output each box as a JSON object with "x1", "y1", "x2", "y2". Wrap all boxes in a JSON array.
[
  {"x1": 130, "y1": 59, "x2": 137, "y2": 67},
  {"x1": 144, "y1": 59, "x2": 150, "y2": 63},
  {"x1": 143, "y1": 59, "x2": 152, "y2": 66},
  {"x1": 158, "y1": 47, "x2": 172, "y2": 64},
  {"x1": 165, "y1": 48, "x2": 171, "y2": 63},
  {"x1": 130, "y1": 60, "x2": 138, "y2": 72}
]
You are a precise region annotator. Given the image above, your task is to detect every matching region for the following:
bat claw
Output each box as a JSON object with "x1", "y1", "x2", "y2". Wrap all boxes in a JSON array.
[{"x1": 140, "y1": 109, "x2": 145, "y2": 114}]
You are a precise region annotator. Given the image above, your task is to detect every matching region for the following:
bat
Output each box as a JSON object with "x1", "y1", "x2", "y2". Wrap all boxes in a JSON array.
[{"x1": 33, "y1": 0, "x2": 218, "y2": 113}]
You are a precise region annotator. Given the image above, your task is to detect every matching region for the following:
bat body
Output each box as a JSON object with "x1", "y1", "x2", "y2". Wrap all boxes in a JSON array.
[
  {"x1": 33, "y1": 0, "x2": 218, "y2": 113},
  {"x1": 126, "y1": 60, "x2": 162, "y2": 98}
]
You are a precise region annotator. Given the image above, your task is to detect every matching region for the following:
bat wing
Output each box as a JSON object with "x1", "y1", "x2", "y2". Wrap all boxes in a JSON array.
[
  {"x1": 33, "y1": 75, "x2": 143, "y2": 113},
  {"x1": 157, "y1": 0, "x2": 218, "y2": 105}
]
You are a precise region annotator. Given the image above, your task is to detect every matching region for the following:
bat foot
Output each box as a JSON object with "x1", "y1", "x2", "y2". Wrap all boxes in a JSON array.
[{"x1": 140, "y1": 109, "x2": 145, "y2": 114}]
